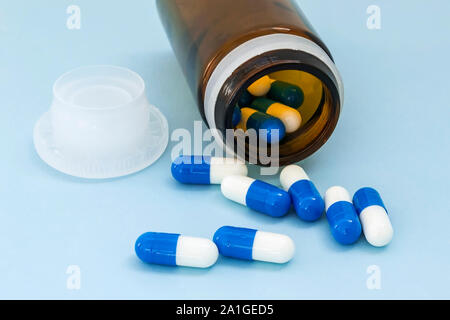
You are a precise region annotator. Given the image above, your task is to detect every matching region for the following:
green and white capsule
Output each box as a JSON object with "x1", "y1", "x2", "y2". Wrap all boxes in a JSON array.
[
  {"x1": 268, "y1": 81, "x2": 304, "y2": 109},
  {"x1": 251, "y1": 98, "x2": 302, "y2": 133}
]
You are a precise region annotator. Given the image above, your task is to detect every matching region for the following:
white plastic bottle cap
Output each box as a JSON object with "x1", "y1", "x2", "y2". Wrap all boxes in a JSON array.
[{"x1": 33, "y1": 65, "x2": 169, "y2": 179}]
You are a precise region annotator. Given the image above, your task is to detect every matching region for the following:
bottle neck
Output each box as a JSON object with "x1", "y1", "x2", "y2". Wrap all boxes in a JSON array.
[{"x1": 204, "y1": 34, "x2": 343, "y2": 166}]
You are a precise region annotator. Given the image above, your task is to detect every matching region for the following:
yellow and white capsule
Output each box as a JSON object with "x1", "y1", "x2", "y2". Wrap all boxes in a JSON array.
[
  {"x1": 247, "y1": 76, "x2": 274, "y2": 97},
  {"x1": 251, "y1": 98, "x2": 302, "y2": 133}
]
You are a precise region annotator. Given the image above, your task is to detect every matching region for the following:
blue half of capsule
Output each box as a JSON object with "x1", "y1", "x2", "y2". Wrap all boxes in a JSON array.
[
  {"x1": 353, "y1": 187, "x2": 387, "y2": 214},
  {"x1": 289, "y1": 180, "x2": 324, "y2": 222},
  {"x1": 171, "y1": 155, "x2": 211, "y2": 184},
  {"x1": 246, "y1": 180, "x2": 292, "y2": 217},
  {"x1": 280, "y1": 165, "x2": 324, "y2": 221},
  {"x1": 326, "y1": 201, "x2": 362, "y2": 245},
  {"x1": 213, "y1": 226, "x2": 257, "y2": 260},
  {"x1": 135, "y1": 232, "x2": 179, "y2": 266}
]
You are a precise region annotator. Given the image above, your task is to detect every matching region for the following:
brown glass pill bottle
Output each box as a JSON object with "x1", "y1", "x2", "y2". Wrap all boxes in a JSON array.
[{"x1": 157, "y1": 0, "x2": 343, "y2": 166}]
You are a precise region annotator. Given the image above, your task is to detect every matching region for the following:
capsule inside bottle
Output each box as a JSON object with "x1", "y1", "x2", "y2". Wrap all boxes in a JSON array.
[{"x1": 230, "y1": 69, "x2": 340, "y2": 165}]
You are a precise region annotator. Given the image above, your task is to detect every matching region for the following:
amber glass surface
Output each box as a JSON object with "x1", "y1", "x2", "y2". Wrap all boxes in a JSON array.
[
  {"x1": 156, "y1": 0, "x2": 331, "y2": 113},
  {"x1": 157, "y1": 0, "x2": 341, "y2": 165}
]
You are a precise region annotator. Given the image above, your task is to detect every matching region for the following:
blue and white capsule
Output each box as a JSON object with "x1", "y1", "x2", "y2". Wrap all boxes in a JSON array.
[
  {"x1": 171, "y1": 155, "x2": 248, "y2": 184},
  {"x1": 213, "y1": 226, "x2": 295, "y2": 264},
  {"x1": 135, "y1": 232, "x2": 218, "y2": 268},
  {"x1": 221, "y1": 176, "x2": 291, "y2": 217},
  {"x1": 353, "y1": 187, "x2": 394, "y2": 247},
  {"x1": 280, "y1": 165, "x2": 324, "y2": 222},
  {"x1": 325, "y1": 186, "x2": 362, "y2": 245}
]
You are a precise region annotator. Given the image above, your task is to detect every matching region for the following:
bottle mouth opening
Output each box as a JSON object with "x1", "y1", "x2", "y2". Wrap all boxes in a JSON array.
[{"x1": 215, "y1": 50, "x2": 341, "y2": 166}]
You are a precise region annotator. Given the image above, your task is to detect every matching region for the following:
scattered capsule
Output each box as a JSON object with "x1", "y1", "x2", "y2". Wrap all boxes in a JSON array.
[
  {"x1": 171, "y1": 155, "x2": 247, "y2": 184},
  {"x1": 135, "y1": 232, "x2": 218, "y2": 268},
  {"x1": 238, "y1": 90, "x2": 254, "y2": 107},
  {"x1": 251, "y1": 98, "x2": 302, "y2": 133},
  {"x1": 213, "y1": 226, "x2": 295, "y2": 264},
  {"x1": 353, "y1": 187, "x2": 394, "y2": 247},
  {"x1": 232, "y1": 106, "x2": 242, "y2": 127},
  {"x1": 247, "y1": 75, "x2": 274, "y2": 96},
  {"x1": 238, "y1": 107, "x2": 286, "y2": 143},
  {"x1": 324, "y1": 186, "x2": 362, "y2": 245},
  {"x1": 280, "y1": 165, "x2": 324, "y2": 221},
  {"x1": 221, "y1": 176, "x2": 291, "y2": 217},
  {"x1": 268, "y1": 80, "x2": 304, "y2": 108}
]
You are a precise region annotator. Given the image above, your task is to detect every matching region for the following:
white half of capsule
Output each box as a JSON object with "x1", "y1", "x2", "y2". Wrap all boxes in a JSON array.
[
  {"x1": 359, "y1": 205, "x2": 394, "y2": 247},
  {"x1": 221, "y1": 175, "x2": 255, "y2": 205},
  {"x1": 325, "y1": 186, "x2": 352, "y2": 210},
  {"x1": 252, "y1": 231, "x2": 295, "y2": 264},
  {"x1": 280, "y1": 165, "x2": 310, "y2": 191},
  {"x1": 175, "y1": 236, "x2": 219, "y2": 268},
  {"x1": 210, "y1": 157, "x2": 248, "y2": 184}
]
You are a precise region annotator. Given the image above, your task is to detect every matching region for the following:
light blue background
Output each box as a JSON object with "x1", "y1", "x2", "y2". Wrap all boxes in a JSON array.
[{"x1": 0, "y1": 0, "x2": 449, "y2": 299}]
